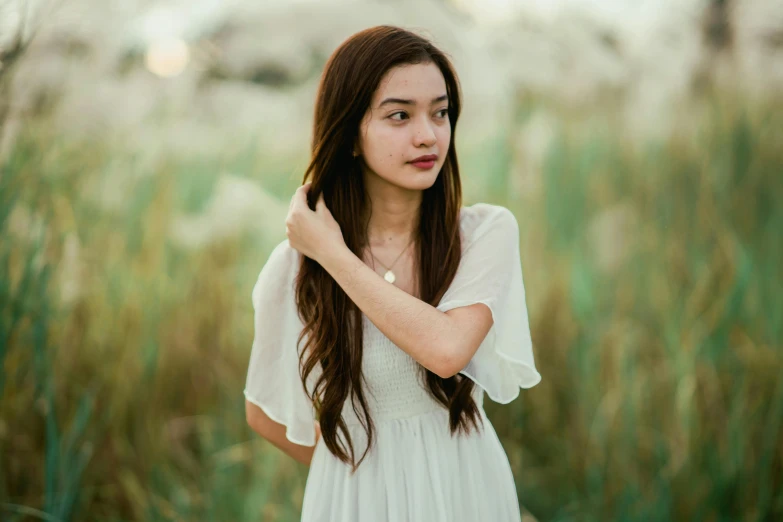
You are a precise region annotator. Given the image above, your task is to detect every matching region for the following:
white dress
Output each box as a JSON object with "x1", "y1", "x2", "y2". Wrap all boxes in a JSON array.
[{"x1": 244, "y1": 203, "x2": 542, "y2": 522}]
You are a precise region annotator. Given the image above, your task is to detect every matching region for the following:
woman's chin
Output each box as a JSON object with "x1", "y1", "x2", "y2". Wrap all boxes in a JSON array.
[
  {"x1": 401, "y1": 169, "x2": 440, "y2": 190},
  {"x1": 399, "y1": 176, "x2": 438, "y2": 192},
  {"x1": 368, "y1": 169, "x2": 440, "y2": 192}
]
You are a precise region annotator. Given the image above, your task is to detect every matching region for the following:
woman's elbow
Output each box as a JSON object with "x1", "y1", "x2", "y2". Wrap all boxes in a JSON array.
[
  {"x1": 433, "y1": 352, "x2": 466, "y2": 379},
  {"x1": 433, "y1": 340, "x2": 476, "y2": 379},
  {"x1": 245, "y1": 399, "x2": 272, "y2": 435}
]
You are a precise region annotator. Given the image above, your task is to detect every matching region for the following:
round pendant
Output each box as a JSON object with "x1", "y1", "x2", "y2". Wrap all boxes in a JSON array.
[{"x1": 383, "y1": 270, "x2": 396, "y2": 284}]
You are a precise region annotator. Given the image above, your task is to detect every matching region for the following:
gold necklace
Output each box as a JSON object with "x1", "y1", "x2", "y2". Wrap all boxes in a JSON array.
[{"x1": 369, "y1": 235, "x2": 415, "y2": 285}]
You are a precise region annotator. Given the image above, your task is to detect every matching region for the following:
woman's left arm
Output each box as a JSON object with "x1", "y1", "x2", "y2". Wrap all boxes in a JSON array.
[
  {"x1": 320, "y1": 242, "x2": 491, "y2": 378},
  {"x1": 285, "y1": 183, "x2": 492, "y2": 379}
]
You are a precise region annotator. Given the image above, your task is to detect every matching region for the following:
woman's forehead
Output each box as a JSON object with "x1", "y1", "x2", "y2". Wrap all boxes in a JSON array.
[{"x1": 372, "y1": 63, "x2": 447, "y2": 107}]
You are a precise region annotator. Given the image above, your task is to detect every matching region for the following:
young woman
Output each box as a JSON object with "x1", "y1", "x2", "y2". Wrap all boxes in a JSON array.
[{"x1": 244, "y1": 25, "x2": 542, "y2": 521}]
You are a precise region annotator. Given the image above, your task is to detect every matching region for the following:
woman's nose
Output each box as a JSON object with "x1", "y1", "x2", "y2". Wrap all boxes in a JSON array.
[{"x1": 413, "y1": 119, "x2": 437, "y2": 147}]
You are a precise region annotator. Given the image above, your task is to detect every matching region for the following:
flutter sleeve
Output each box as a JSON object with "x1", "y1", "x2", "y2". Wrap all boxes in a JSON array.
[
  {"x1": 244, "y1": 239, "x2": 317, "y2": 446},
  {"x1": 436, "y1": 204, "x2": 542, "y2": 403}
]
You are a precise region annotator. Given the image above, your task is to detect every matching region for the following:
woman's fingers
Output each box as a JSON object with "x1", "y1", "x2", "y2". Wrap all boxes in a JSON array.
[{"x1": 291, "y1": 182, "x2": 311, "y2": 212}]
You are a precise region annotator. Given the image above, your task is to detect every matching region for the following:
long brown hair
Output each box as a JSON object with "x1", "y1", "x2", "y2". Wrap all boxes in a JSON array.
[{"x1": 294, "y1": 25, "x2": 482, "y2": 472}]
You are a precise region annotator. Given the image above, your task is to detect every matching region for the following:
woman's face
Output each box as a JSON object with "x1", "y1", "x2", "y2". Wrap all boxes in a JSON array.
[{"x1": 356, "y1": 62, "x2": 451, "y2": 192}]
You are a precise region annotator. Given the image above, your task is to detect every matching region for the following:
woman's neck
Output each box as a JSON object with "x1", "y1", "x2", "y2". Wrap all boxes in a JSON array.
[
  {"x1": 367, "y1": 206, "x2": 419, "y2": 245},
  {"x1": 364, "y1": 177, "x2": 421, "y2": 245}
]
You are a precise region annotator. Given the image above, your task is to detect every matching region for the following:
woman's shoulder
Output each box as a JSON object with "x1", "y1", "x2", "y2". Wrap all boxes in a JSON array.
[
  {"x1": 267, "y1": 238, "x2": 300, "y2": 265},
  {"x1": 254, "y1": 239, "x2": 301, "y2": 290},
  {"x1": 458, "y1": 203, "x2": 519, "y2": 246}
]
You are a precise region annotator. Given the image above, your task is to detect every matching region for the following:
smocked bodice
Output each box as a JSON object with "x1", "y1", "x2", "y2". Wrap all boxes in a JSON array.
[{"x1": 339, "y1": 314, "x2": 485, "y2": 426}]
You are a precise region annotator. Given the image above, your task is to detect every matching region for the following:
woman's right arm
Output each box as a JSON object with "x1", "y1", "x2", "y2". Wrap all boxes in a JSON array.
[{"x1": 245, "y1": 399, "x2": 320, "y2": 466}]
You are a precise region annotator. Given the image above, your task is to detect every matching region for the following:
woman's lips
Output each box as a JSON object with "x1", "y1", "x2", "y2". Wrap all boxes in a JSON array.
[{"x1": 409, "y1": 160, "x2": 436, "y2": 169}]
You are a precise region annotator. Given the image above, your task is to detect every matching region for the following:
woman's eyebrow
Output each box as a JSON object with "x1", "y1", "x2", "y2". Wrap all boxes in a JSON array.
[{"x1": 378, "y1": 94, "x2": 448, "y2": 108}]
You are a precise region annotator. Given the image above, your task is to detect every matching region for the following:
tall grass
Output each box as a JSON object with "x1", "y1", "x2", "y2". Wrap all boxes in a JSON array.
[{"x1": 1, "y1": 93, "x2": 781, "y2": 521}]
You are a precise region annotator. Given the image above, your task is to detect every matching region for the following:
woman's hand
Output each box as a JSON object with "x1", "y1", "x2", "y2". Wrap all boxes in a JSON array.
[{"x1": 286, "y1": 182, "x2": 347, "y2": 265}]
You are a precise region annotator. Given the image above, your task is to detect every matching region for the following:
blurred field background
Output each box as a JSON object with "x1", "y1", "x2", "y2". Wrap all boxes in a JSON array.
[{"x1": 1, "y1": 0, "x2": 782, "y2": 521}]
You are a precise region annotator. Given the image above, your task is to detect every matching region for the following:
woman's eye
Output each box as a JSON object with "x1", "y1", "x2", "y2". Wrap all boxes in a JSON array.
[{"x1": 389, "y1": 109, "x2": 448, "y2": 121}]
